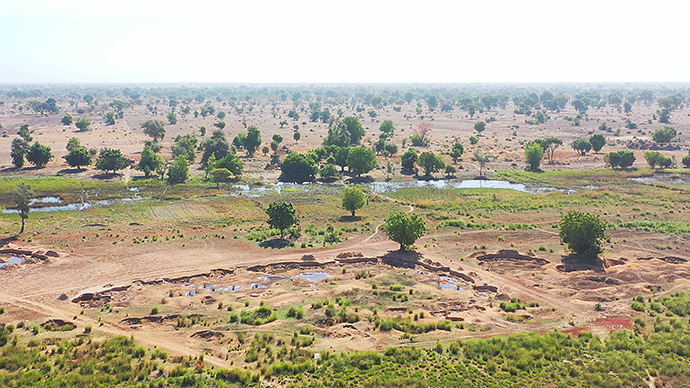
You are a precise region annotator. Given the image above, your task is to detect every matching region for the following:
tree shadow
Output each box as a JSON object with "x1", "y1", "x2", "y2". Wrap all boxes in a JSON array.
[
  {"x1": 380, "y1": 249, "x2": 424, "y2": 269},
  {"x1": 556, "y1": 254, "x2": 606, "y2": 273},
  {"x1": 259, "y1": 238, "x2": 291, "y2": 249},
  {"x1": 345, "y1": 176, "x2": 374, "y2": 184},
  {"x1": 400, "y1": 170, "x2": 415, "y2": 176},
  {"x1": 338, "y1": 215, "x2": 362, "y2": 222},
  {"x1": 92, "y1": 173, "x2": 121, "y2": 180},
  {"x1": 0, "y1": 235, "x2": 21, "y2": 247},
  {"x1": 57, "y1": 168, "x2": 86, "y2": 175}
]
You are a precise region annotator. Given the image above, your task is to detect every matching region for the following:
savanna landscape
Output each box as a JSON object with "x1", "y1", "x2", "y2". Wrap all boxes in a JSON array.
[{"x1": 1, "y1": 83, "x2": 690, "y2": 387}]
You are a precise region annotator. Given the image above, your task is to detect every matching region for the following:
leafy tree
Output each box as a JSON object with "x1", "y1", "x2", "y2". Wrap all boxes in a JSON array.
[
  {"x1": 279, "y1": 152, "x2": 317, "y2": 182},
  {"x1": 270, "y1": 141, "x2": 279, "y2": 154},
  {"x1": 171, "y1": 133, "x2": 198, "y2": 162},
  {"x1": 83, "y1": 94, "x2": 94, "y2": 105},
  {"x1": 199, "y1": 126, "x2": 207, "y2": 136},
  {"x1": 418, "y1": 152, "x2": 445, "y2": 176},
  {"x1": 233, "y1": 132, "x2": 247, "y2": 150},
  {"x1": 26, "y1": 142, "x2": 53, "y2": 167},
  {"x1": 137, "y1": 145, "x2": 164, "y2": 177},
  {"x1": 167, "y1": 156, "x2": 189, "y2": 184},
  {"x1": 652, "y1": 127, "x2": 677, "y2": 144},
  {"x1": 210, "y1": 168, "x2": 232, "y2": 187},
  {"x1": 104, "y1": 112, "x2": 116, "y2": 126},
  {"x1": 474, "y1": 121, "x2": 486, "y2": 133},
  {"x1": 524, "y1": 141, "x2": 544, "y2": 171},
  {"x1": 559, "y1": 210, "x2": 607, "y2": 258},
  {"x1": 63, "y1": 147, "x2": 92, "y2": 170},
  {"x1": 379, "y1": 120, "x2": 395, "y2": 138},
  {"x1": 382, "y1": 211, "x2": 426, "y2": 251},
  {"x1": 272, "y1": 134, "x2": 283, "y2": 144},
  {"x1": 200, "y1": 129, "x2": 230, "y2": 166},
  {"x1": 474, "y1": 151, "x2": 491, "y2": 176},
  {"x1": 213, "y1": 121, "x2": 226, "y2": 129},
  {"x1": 61, "y1": 114, "x2": 73, "y2": 125},
  {"x1": 589, "y1": 134, "x2": 606, "y2": 153},
  {"x1": 75, "y1": 118, "x2": 92, "y2": 132},
  {"x1": 9, "y1": 183, "x2": 34, "y2": 234},
  {"x1": 469, "y1": 135, "x2": 479, "y2": 145},
  {"x1": 319, "y1": 163, "x2": 340, "y2": 180},
  {"x1": 280, "y1": 120, "x2": 288, "y2": 128},
  {"x1": 11, "y1": 138, "x2": 29, "y2": 168},
  {"x1": 410, "y1": 122, "x2": 432, "y2": 147},
  {"x1": 217, "y1": 111, "x2": 226, "y2": 120},
  {"x1": 323, "y1": 117, "x2": 365, "y2": 147},
  {"x1": 166, "y1": 112, "x2": 177, "y2": 125},
  {"x1": 644, "y1": 151, "x2": 665, "y2": 169},
  {"x1": 535, "y1": 137, "x2": 563, "y2": 163},
  {"x1": 243, "y1": 126, "x2": 262, "y2": 156},
  {"x1": 571, "y1": 139, "x2": 592, "y2": 156},
  {"x1": 426, "y1": 95, "x2": 438, "y2": 109},
  {"x1": 605, "y1": 150, "x2": 635, "y2": 169},
  {"x1": 262, "y1": 146, "x2": 270, "y2": 156},
  {"x1": 346, "y1": 147, "x2": 377, "y2": 177},
  {"x1": 214, "y1": 154, "x2": 244, "y2": 177},
  {"x1": 66, "y1": 137, "x2": 81, "y2": 151},
  {"x1": 384, "y1": 142, "x2": 398, "y2": 155},
  {"x1": 95, "y1": 148, "x2": 129, "y2": 174},
  {"x1": 658, "y1": 109, "x2": 671, "y2": 124},
  {"x1": 265, "y1": 201, "x2": 299, "y2": 239},
  {"x1": 334, "y1": 147, "x2": 350, "y2": 171},
  {"x1": 449, "y1": 143, "x2": 464, "y2": 164},
  {"x1": 572, "y1": 99, "x2": 588, "y2": 113},
  {"x1": 293, "y1": 131, "x2": 301, "y2": 141},
  {"x1": 342, "y1": 186, "x2": 366, "y2": 216},
  {"x1": 445, "y1": 165, "x2": 457, "y2": 177},
  {"x1": 401, "y1": 149, "x2": 418, "y2": 172},
  {"x1": 18, "y1": 124, "x2": 32, "y2": 141},
  {"x1": 683, "y1": 155, "x2": 690, "y2": 168},
  {"x1": 141, "y1": 120, "x2": 166, "y2": 142}
]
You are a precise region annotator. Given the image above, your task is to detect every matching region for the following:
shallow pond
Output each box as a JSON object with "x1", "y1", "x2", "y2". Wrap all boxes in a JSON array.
[
  {"x1": 0, "y1": 256, "x2": 23, "y2": 267},
  {"x1": 297, "y1": 272, "x2": 330, "y2": 281}
]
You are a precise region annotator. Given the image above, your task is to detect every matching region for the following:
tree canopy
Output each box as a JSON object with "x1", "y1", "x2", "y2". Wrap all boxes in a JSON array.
[
  {"x1": 605, "y1": 150, "x2": 635, "y2": 169},
  {"x1": 9, "y1": 183, "x2": 34, "y2": 234},
  {"x1": 524, "y1": 141, "x2": 544, "y2": 171},
  {"x1": 137, "y1": 146, "x2": 165, "y2": 177},
  {"x1": 26, "y1": 142, "x2": 53, "y2": 168},
  {"x1": 382, "y1": 211, "x2": 426, "y2": 251},
  {"x1": 589, "y1": 134, "x2": 606, "y2": 153},
  {"x1": 418, "y1": 152, "x2": 445, "y2": 176},
  {"x1": 265, "y1": 201, "x2": 299, "y2": 239},
  {"x1": 279, "y1": 152, "x2": 317, "y2": 182},
  {"x1": 652, "y1": 127, "x2": 677, "y2": 144},
  {"x1": 346, "y1": 147, "x2": 377, "y2": 177},
  {"x1": 96, "y1": 148, "x2": 130, "y2": 174},
  {"x1": 559, "y1": 210, "x2": 607, "y2": 258},
  {"x1": 342, "y1": 186, "x2": 366, "y2": 217},
  {"x1": 141, "y1": 120, "x2": 166, "y2": 142},
  {"x1": 167, "y1": 155, "x2": 189, "y2": 184},
  {"x1": 571, "y1": 139, "x2": 592, "y2": 156},
  {"x1": 63, "y1": 147, "x2": 92, "y2": 170}
]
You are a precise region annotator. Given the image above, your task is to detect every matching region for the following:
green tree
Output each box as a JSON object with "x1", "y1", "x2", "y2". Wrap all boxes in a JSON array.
[
  {"x1": 18, "y1": 124, "x2": 32, "y2": 141},
  {"x1": 66, "y1": 137, "x2": 81, "y2": 151},
  {"x1": 605, "y1": 150, "x2": 635, "y2": 169},
  {"x1": 449, "y1": 143, "x2": 464, "y2": 164},
  {"x1": 652, "y1": 127, "x2": 677, "y2": 144},
  {"x1": 167, "y1": 156, "x2": 189, "y2": 184},
  {"x1": 342, "y1": 186, "x2": 366, "y2": 217},
  {"x1": 346, "y1": 147, "x2": 377, "y2": 177},
  {"x1": 265, "y1": 201, "x2": 298, "y2": 239},
  {"x1": 262, "y1": 145, "x2": 270, "y2": 156},
  {"x1": 215, "y1": 154, "x2": 244, "y2": 177},
  {"x1": 171, "y1": 133, "x2": 198, "y2": 162},
  {"x1": 11, "y1": 138, "x2": 29, "y2": 168},
  {"x1": 334, "y1": 147, "x2": 350, "y2": 171},
  {"x1": 535, "y1": 137, "x2": 563, "y2": 163},
  {"x1": 210, "y1": 168, "x2": 232, "y2": 187},
  {"x1": 167, "y1": 112, "x2": 177, "y2": 125},
  {"x1": 524, "y1": 141, "x2": 544, "y2": 171},
  {"x1": 200, "y1": 129, "x2": 230, "y2": 166},
  {"x1": 104, "y1": 112, "x2": 116, "y2": 126},
  {"x1": 61, "y1": 114, "x2": 73, "y2": 125},
  {"x1": 96, "y1": 148, "x2": 129, "y2": 174},
  {"x1": 427, "y1": 95, "x2": 438, "y2": 110},
  {"x1": 83, "y1": 95, "x2": 94, "y2": 105},
  {"x1": 418, "y1": 152, "x2": 445, "y2": 176},
  {"x1": 271, "y1": 141, "x2": 279, "y2": 154},
  {"x1": 445, "y1": 165, "x2": 457, "y2": 177},
  {"x1": 469, "y1": 135, "x2": 479, "y2": 145},
  {"x1": 279, "y1": 152, "x2": 317, "y2": 182},
  {"x1": 589, "y1": 134, "x2": 606, "y2": 153},
  {"x1": 319, "y1": 163, "x2": 340, "y2": 181},
  {"x1": 401, "y1": 149, "x2": 418, "y2": 172},
  {"x1": 63, "y1": 147, "x2": 92, "y2": 170},
  {"x1": 272, "y1": 134, "x2": 283, "y2": 144},
  {"x1": 559, "y1": 210, "x2": 607, "y2": 258},
  {"x1": 379, "y1": 120, "x2": 395, "y2": 138},
  {"x1": 323, "y1": 117, "x2": 365, "y2": 147},
  {"x1": 293, "y1": 131, "x2": 301, "y2": 142},
  {"x1": 244, "y1": 126, "x2": 262, "y2": 156},
  {"x1": 141, "y1": 120, "x2": 166, "y2": 142},
  {"x1": 382, "y1": 211, "x2": 426, "y2": 251},
  {"x1": 682, "y1": 155, "x2": 690, "y2": 168},
  {"x1": 213, "y1": 121, "x2": 226, "y2": 129},
  {"x1": 474, "y1": 121, "x2": 486, "y2": 133},
  {"x1": 75, "y1": 118, "x2": 92, "y2": 132},
  {"x1": 26, "y1": 142, "x2": 53, "y2": 167},
  {"x1": 571, "y1": 139, "x2": 592, "y2": 156},
  {"x1": 10, "y1": 183, "x2": 34, "y2": 234},
  {"x1": 644, "y1": 151, "x2": 663, "y2": 168},
  {"x1": 137, "y1": 145, "x2": 164, "y2": 177},
  {"x1": 474, "y1": 151, "x2": 491, "y2": 176}
]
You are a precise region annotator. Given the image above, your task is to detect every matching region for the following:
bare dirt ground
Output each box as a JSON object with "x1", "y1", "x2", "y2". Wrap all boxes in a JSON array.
[{"x1": 1, "y1": 92, "x2": 690, "y2": 366}]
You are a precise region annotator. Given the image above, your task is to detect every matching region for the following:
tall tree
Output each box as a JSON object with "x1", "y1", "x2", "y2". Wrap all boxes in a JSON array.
[
  {"x1": 589, "y1": 134, "x2": 606, "y2": 153},
  {"x1": 382, "y1": 211, "x2": 426, "y2": 251},
  {"x1": 11, "y1": 138, "x2": 29, "y2": 168},
  {"x1": 346, "y1": 147, "x2": 377, "y2": 177},
  {"x1": 524, "y1": 141, "x2": 545, "y2": 171},
  {"x1": 342, "y1": 186, "x2": 366, "y2": 217},
  {"x1": 279, "y1": 152, "x2": 317, "y2": 182},
  {"x1": 95, "y1": 148, "x2": 129, "y2": 174},
  {"x1": 559, "y1": 211, "x2": 607, "y2": 259},
  {"x1": 244, "y1": 126, "x2": 262, "y2": 156},
  {"x1": 265, "y1": 201, "x2": 299, "y2": 239},
  {"x1": 9, "y1": 183, "x2": 34, "y2": 234},
  {"x1": 25, "y1": 142, "x2": 53, "y2": 167},
  {"x1": 137, "y1": 145, "x2": 165, "y2": 177},
  {"x1": 167, "y1": 155, "x2": 189, "y2": 184},
  {"x1": 141, "y1": 120, "x2": 167, "y2": 142},
  {"x1": 63, "y1": 147, "x2": 92, "y2": 170},
  {"x1": 418, "y1": 152, "x2": 445, "y2": 176}
]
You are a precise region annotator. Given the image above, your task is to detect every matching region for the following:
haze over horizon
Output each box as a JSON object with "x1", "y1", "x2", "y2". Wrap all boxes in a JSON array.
[{"x1": 1, "y1": 0, "x2": 689, "y2": 84}]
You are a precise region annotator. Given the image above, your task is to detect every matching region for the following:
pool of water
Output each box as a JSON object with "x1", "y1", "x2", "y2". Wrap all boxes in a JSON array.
[
  {"x1": 224, "y1": 285, "x2": 243, "y2": 291},
  {"x1": 0, "y1": 256, "x2": 23, "y2": 267},
  {"x1": 250, "y1": 283, "x2": 268, "y2": 289},
  {"x1": 257, "y1": 275, "x2": 290, "y2": 282},
  {"x1": 185, "y1": 290, "x2": 198, "y2": 297},
  {"x1": 433, "y1": 282, "x2": 464, "y2": 291},
  {"x1": 3, "y1": 197, "x2": 146, "y2": 214},
  {"x1": 297, "y1": 272, "x2": 330, "y2": 281}
]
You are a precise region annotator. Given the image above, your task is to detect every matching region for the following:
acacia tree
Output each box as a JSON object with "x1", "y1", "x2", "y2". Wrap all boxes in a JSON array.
[
  {"x1": 342, "y1": 186, "x2": 366, "y2": 217},
  {"x1": 141, "y1": 120, "x2": 166, "y2": 142},
  {"x1": 473, "y1": 151, "x2": 491, "y2": 176},
  {"x1": 559, "y1": 210, "x2": 607, "y2": 259},
  {"x1": 10, "y1": 183, "x2": 34, "y2": 234},
  {"x1": 265, "y1": 201, "x2": 299, "y2": 239},
  {"x1": 571, "y1": 139, "x2": 592, "y2": 156},
  {"x1": 382, "y1": 211, "x2": 426, "y2": 251}
]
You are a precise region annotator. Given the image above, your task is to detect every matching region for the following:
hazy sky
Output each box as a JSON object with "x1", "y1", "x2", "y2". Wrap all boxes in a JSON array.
[{"x1": 1, "y1": 0, "x2": 688, "y2": 84}]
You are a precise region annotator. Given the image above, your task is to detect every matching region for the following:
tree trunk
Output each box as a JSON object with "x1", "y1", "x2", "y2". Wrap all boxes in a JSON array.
[
  {"x1": 20, "y1": 217, "x2": 25, "y2": 234},
  {"x1": 351, "y1": 210, "x2": 355, "y2": 217}
]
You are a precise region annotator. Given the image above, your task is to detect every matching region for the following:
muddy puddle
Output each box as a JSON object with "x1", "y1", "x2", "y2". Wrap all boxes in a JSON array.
[{"x1": 0, "y1": 256, "x2": 23, "y2": 267}]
